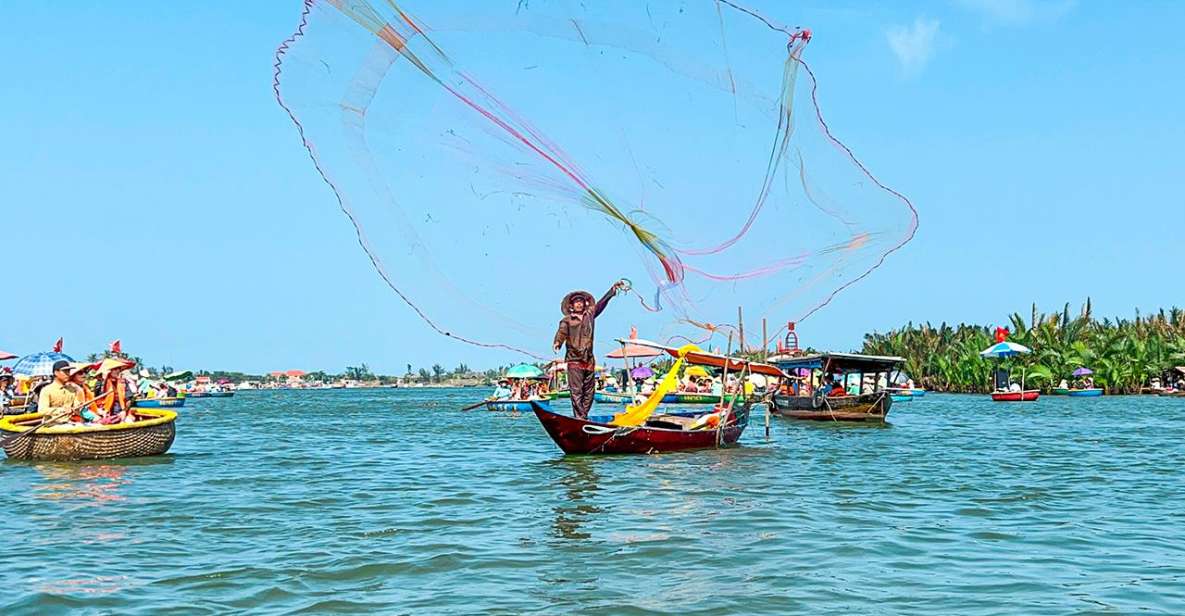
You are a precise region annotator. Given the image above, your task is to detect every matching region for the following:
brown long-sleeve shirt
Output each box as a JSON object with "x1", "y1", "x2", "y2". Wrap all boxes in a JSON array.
[{"x1": 553, "y1": 288, "x2": 617, "y2": 366}]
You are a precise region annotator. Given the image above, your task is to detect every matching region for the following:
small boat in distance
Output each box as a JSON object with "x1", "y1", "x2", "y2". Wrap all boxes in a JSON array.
[
  {"x1": 1067, "y1": 388, "x2": 1103, "y2": 397},
  {"x1": 991, "y1": 390, "x2": 1040, "y2": 402},
  {"x1": 132, "y1": 397, "x2": 186, "y2": 409}
]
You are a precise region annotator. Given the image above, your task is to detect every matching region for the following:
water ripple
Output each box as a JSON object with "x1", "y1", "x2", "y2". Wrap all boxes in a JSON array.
[{"x1": 2, "y1": 391, "x2": 1185, "y2": 614}]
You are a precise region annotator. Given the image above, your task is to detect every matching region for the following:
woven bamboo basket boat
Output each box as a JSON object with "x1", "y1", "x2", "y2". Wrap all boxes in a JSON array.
[{"x1": 0, "y1": 409, "x2": 177, "y2": 461}]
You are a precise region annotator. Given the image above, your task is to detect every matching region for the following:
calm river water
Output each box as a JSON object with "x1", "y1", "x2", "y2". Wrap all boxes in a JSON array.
[{"x1": 2, "y1": 390, "x2": 1184, "y2": 614}]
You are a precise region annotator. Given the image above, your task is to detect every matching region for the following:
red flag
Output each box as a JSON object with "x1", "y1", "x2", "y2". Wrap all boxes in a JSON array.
[
  {"x1": 110, "y1": 339, "x2": 122, "y2": 354},
  {"x1": 53, "y1": 337, "x2": 63, "y2": 353},
  {"x1": 994, "y1": 327, "x2": 1009, "y2": 343}
]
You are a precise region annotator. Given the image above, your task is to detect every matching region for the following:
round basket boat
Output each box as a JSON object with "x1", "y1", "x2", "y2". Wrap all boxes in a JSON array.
[{"x1": 0, "y1": 409, "x2": 177, "y2": 461}]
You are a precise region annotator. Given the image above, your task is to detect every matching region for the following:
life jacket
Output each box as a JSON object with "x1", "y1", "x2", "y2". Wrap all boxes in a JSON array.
[{"x1": 102, "y1": 378, "x2": 127, "y2": 413}]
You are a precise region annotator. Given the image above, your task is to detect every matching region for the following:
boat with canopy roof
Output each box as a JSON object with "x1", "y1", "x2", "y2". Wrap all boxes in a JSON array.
[{"x1": 768, "y1": 352, "x2": 905, "y2": 422}]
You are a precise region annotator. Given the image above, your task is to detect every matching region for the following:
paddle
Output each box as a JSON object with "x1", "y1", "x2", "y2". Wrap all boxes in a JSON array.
[
  {"x1": 0, "y1": 391, "x2": 114, "y2": 448},
  {"x1": 461, "y1": 398, "x2": 492, "y2": 412}
]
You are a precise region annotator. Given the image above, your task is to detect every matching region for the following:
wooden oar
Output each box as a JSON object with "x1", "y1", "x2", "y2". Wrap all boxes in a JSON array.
[
  {"x1": 0, "y1": 391, "x2": 114, "y2": 448},
  {"x1": 461, "y1": 398, "x2": 492, "y2": 412}
]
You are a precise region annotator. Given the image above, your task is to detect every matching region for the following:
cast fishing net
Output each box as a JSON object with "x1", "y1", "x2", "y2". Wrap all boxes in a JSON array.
[{"x1": 275, "y1": 0, "x2": 917, "y2": 358}]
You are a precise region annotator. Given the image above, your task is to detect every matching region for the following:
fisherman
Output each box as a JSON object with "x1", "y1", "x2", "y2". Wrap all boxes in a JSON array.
[
  {"x1": 38, "y1": 360, "x2": 85, "y2": 416},
  {"x1": 553, "y1": 281, "x2": 625, "y2": 419}
]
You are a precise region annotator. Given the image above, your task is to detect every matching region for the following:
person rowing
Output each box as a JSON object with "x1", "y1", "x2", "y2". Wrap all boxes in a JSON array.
[{"x1": 552, "y1": 281, "x2": 626, "y2": 419}]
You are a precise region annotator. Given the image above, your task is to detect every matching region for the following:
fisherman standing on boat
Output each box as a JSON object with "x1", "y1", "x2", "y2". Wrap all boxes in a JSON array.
[{"x1": 553, "y1": 282, "x2": 625, "y2": 419}]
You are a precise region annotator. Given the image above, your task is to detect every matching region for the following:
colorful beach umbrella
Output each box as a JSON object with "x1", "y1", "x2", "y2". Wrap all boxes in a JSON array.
[
  {"x1": 505, "y1": 363, "x2": 545, "y2": 379},
  {"x1": 11, "y1": 351, "x2": 75, "y2": 377},
  {"x1": 630, "y1": 365, "x2": 654, "y2": 379},
  {"x1": 606, "y1": 344, "x2": 662, "y2": 359},
  {"x1": 0, "y1": 350, "x2": 16, "y2": 361},
  {"x1": 979, "y1": 341, "x2": 1032, "y2": 358}
]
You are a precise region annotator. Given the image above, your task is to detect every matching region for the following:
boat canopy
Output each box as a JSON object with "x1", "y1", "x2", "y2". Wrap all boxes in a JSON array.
[
  {"x1": 616, "y1": 338, "x2": 787, "y2": 377},
  {"x1": 772, "y1": 352, "x2": 905, "y2": 373}
]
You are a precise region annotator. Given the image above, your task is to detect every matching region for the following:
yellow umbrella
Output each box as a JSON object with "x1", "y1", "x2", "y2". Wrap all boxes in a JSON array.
[{"x1": 684, "y1": 366, "x2": 710, "y2": 378}]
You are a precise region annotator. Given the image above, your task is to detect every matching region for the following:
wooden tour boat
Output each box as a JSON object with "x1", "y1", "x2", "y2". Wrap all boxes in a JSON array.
[
  {"x1": 531, "y1": 400, "x2": 750, "y2": 455},
  {"x1": 0, "y1": 409, "x2": 177, "y2": 461},
  {"x1": 532, "y1": 339, "x2": 784, "y2": 455},
  {"x1": 769, "y1": 352, "x2": 904, "y2": 422}
]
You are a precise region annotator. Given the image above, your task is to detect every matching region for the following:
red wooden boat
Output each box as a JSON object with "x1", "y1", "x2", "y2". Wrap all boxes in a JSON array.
[
  {"x1": 991, "y1": 390, "x2": 1040, "y2": 402},
  {"x1": 530, "y1": 401, "x2": 750, "y2": 455}
]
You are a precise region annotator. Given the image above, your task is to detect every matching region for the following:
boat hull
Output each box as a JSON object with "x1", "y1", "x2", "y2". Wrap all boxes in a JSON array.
[
  {"x1": 486, "y1": 399, "x2": 550, "y2": 413},
  {"x1": 587, "y1": 408, "x2": 705, "y2": 424},
  {"x1": 594, "y1": 391, "x2": 633, "y2": 404},
  {"x1": 991, "y1": 391, "x2": 1040, "y2": 402},
  {"x1": 890, "y1": 394, "x2": 913, "y2": 403},
  {"x1": 132, "y1": 397, "x2": 186, "y2": 409},
  {"x1": 207, "y1": 392, "x2": 234, "y2": 398},
  {"x1": 1067, "y1": 388, "x2": 1103, "y2": 397},
  {"x1": 531, "y1": 401, "x2": 749, "y2": 455},
  {"x1": 1051, "y1": 388, "x2": 1070, "y2": 395},
  {"x1": 661, "y1": 392, "x2": 747, "y2": 404},
  {"x1": 0, "y1": 409, "x2": 177, "y2": 461},
  {"x1": 771, "y1": 392, "x2": 892, "y2": 422}
]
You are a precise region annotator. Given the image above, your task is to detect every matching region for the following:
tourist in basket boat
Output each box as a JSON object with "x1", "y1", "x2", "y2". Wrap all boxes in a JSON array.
[
  {"x1": 67, "y1": 362, "x2": 101, "y2": 422},
  {"x1": 552, "y1": 281, "x2": 625, "y2": 419},
  {"x1": 0, "y1": 370, "x2": 15, "y2": 407},
  {"x1": 38, "y1": 360, "x2": 85, "y2": 417},
  {"x1": 99, "y1": 362, "x2": 134, "y2": 423}
]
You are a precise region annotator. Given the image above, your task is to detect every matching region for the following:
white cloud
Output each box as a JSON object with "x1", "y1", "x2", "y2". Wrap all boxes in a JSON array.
[
  {"x1": 955, "y1": 0, "x2": 1076, "y2": 26},
  {"x1": 886, "y1": 18, "x2": 940, "y2": 76}
]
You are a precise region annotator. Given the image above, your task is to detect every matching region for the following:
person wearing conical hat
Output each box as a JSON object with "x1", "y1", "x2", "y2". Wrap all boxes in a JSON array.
[
  {"x1": 97, "y1": 358, "x2": 135, "y2": 421},
  {"x1": 67, "y1": 362, "x2": 100, "y2": 421},
  {"x1": 553, "y1": 281, "x2": 625, "y2": 419},
  {"x1": 0, "y1": 369, "x2": 15, "y2": 408}
]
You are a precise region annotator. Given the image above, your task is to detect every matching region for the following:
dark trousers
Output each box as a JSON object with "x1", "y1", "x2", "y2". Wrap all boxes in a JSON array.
[{"x1": 567, "y1": 365, "x2": 596, "y2": 419}]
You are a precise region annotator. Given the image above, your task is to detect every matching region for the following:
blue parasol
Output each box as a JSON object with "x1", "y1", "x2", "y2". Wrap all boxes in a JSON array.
[
  {"x1": 979, "y1": 341, "x2": 1032, "y2": 358},
  {"x1": 505, "y1": 363, "x2": 545, "y2": 379},
  {"x1": 11, "y1": 351, "x2": 75, "y2": 377}
]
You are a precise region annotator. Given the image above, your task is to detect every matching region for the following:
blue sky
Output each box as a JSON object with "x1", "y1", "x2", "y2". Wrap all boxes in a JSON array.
[{"x1": 2, "y1": 1, "x2": 1182, "y2": 374}]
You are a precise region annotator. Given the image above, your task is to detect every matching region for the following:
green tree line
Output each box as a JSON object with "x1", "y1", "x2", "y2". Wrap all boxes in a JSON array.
[{"x1": 861, "y1": 300, "x2": 1185, "y2": 394}]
